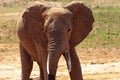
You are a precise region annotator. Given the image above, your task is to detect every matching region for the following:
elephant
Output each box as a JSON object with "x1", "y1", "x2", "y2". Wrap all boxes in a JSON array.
[{"x1": 17, "y1": 1, "x2": 94, "y2": 80}]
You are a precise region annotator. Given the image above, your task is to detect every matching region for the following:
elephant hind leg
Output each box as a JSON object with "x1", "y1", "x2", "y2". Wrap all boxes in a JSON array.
[{"x1": 20, "y1": 43, "x2": 33, "y2": 80}]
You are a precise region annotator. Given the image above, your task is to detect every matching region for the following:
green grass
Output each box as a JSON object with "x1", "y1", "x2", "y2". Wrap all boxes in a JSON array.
[
  {"x1": 93, "y1": 7, "x2": 120, "y2": 25},
  {"x1": 0, "y1": 1, "x2": 120, "y2": 48}
]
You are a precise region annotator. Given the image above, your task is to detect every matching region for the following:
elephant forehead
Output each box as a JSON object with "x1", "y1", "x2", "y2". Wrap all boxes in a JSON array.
[{"x1": 47, "y1": 7, "x2": 71, "y2": 15}]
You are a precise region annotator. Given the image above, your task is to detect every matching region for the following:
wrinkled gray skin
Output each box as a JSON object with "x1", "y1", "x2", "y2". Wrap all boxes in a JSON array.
[{"x1": 17, "y1": 1, "x2": 94, "y2": 80}]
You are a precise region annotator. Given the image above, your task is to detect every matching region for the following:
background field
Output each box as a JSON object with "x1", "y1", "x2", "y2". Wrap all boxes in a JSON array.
[
  {"x1": 0, "y1": 0, "x2": 120, "y2": 48},
  {"x1": 0, "y1": 0, "x2": 120, "y2": 80}
]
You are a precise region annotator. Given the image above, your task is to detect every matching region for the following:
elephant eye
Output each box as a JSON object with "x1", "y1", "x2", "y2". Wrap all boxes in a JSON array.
[{"x1": 68, "y1": 28, "x2": 72, "y2": 32}]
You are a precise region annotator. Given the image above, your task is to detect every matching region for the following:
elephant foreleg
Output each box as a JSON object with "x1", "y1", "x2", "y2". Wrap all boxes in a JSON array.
[
  {"x1": 69, "y1": 48, "x2": 83, "y2": 80},
  {"x1": 37, "y1": 62, "x2": 44, "y2": 80},
  {"x1": 20, "y1": 43, "x2": 33, "y2": 80},
  {"x1": 34, "y1": 42, "x2": 48, "y2": 80}
]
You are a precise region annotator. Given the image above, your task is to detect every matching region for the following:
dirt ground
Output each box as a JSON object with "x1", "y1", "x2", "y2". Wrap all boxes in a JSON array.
[{"x1": 0, "y1": 43, "x2": 120, "y2": 80}]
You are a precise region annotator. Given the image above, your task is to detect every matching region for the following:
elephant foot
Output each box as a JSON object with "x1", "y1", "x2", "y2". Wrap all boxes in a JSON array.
[{"x1": 30, "y1": 78, "x2": 33, "y2": 80}]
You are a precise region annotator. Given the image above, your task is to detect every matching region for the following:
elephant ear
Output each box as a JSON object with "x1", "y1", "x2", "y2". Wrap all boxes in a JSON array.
[
  {"x1": 21, "y1": 2, "x2": 48, "y2": 46},
  {"x1": 65, "y1": 1, "x2": 94, "y2": 47}
]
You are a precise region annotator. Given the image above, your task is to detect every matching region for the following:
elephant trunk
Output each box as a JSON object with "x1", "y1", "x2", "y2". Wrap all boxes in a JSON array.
[
  {"x1": 47, "y1": 38, "x2": 61, "y2": 78},
  {"x1": 47, "y1": 51, "x2": 60, "y2": 80},
  {"x1": 47, "y1": 38, "x2": 71, "y2": 80}
]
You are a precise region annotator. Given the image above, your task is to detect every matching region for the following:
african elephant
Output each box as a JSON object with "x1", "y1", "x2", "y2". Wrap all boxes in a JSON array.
[{"x1": 17, "y1": 1, "x2": 94, "y2": 80}]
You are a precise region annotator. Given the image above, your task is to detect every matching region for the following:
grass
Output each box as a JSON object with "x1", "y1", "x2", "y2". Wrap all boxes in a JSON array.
[
  {"x1": 0, "y1": 14, "x2": 18, "y2": 43},
  {"x1": 0, "y1": 1, "x2": 120, "y2": 48},
  {"x1": 0, "y1": 6, "x2": 25, "y2": 13},
  {"x1": 0, "y1": 0, "x2": 29, "y2": 14}
]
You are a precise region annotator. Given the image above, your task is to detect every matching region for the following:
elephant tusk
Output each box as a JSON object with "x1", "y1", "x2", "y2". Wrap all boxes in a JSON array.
[
  {"x1": 65, "y1": 50, "x2": 72, "y2": 73},
  {"x1": 47, "y1": 55, "x2": 50, "y2": 74}
]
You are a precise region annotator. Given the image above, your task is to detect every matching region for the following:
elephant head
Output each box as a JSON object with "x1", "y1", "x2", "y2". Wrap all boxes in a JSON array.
[{"x1": 22, "y1": 1, "x2": 94, "y2": 80}]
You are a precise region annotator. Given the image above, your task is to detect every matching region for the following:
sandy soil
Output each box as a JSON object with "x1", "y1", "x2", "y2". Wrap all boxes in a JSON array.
[{"x1": 0, "y1": 43, "x2": 120, "y2": 80}]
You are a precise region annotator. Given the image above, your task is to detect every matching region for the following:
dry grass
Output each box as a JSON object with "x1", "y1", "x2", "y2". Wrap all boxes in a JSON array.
[{"x1": 0, "y1": 13, "x2": 19, "y2": 43}]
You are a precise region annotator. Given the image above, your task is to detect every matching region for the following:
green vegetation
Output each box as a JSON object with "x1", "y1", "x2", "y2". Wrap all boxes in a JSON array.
[{"x1": 0, "y1": 0, "x2": 120, "y2": 48}]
